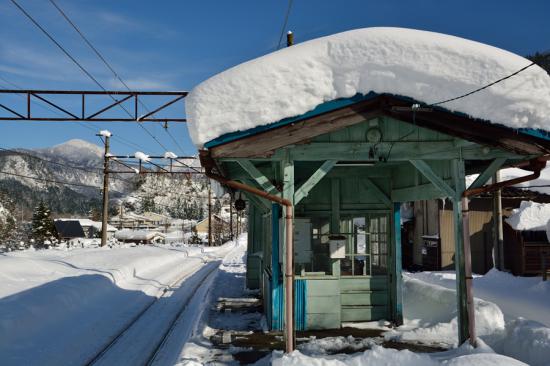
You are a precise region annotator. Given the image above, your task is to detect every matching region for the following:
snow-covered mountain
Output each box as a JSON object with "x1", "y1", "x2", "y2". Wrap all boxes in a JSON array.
[
  {"x1": 33, "y1": 139, "x2": 104, "y2": 169},
  {"x1": 0, "y1": 139, "x2": 219, "y2": 220}
]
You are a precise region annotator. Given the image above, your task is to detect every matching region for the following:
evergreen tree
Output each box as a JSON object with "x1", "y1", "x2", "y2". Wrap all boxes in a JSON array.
[
  {"x1": 31, "y1": 201, "x2": 55, "y2": 248},
  {"x1": 0, "y1": 190, "x2": 18, "y2": 250}
]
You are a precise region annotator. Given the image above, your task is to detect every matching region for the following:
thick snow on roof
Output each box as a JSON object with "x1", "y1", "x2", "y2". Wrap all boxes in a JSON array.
[
  {"x1": 505, "y1": 200, "x2": 550, "y2": 231},
  {"x1": 186, "y1": 27, "x2": 550, "y2": 147}
]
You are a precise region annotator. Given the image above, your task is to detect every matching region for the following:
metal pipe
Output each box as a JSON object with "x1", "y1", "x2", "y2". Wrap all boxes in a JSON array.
[
  {"x1": 464, "y1": 158, "x2": 547, "y2": 197},
  {"x1": 203, "y1": 169, "x2": 295, "y2": 353}
]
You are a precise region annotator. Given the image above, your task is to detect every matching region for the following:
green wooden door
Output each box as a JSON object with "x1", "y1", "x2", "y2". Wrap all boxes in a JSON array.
[{"x1": 340, "y1": 214, "x2": 390, "y2": 322}]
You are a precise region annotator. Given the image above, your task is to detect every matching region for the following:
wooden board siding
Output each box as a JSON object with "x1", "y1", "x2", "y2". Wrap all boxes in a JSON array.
[
  {"x1": 340, "y1": 277, "x2": 389, "y2": 322},
  {"x1": 304, "y1": 278, "x2": 341, "y2": 329},
  {"x1": 440, "y1": 208, "x2": 494, "y2": 273}
]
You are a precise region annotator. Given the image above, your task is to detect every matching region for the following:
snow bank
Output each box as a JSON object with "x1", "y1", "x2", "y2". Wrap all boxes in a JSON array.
[
  {"x1": 505, "y1": 200, "x2": 550, "y2": 231},
  {"x1": 186, "y1": 27, "x2": 550, "y2": 147},
  {"x1": 389, "y1": 276, "x2": 505, "y2": 345},
  {"x1": 272, "y1": 341, "x2": 526, "y2": 366}
]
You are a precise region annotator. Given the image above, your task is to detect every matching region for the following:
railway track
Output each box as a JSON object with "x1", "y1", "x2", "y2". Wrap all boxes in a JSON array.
[{"x1": 83, "y1": 260, "x2": 221, "y2": 366}]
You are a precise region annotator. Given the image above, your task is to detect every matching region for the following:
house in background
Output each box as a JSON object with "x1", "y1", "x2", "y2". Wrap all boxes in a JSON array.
[
  {"x1": 56, "y1": 218, "x2": 117, "y2": 240},
  {"x1": 54, "y1": 220, "x2": 85, "y2": 241},
  {"x1": 408, "y1": 184, "x2": 550, "y2": 274},
  {"x1": 114, "y1": 229, "x2": 166, "y2": 244}
]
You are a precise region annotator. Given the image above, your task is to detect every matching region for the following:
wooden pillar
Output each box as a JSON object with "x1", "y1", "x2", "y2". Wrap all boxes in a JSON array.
[
  {"x1": 451, "y1": 159, "x2": 470, "y2": 344},
  {"x1": 492, "y1": 171, "x2": 504, "y2": 270},
  {"x1": 281, "y1": 152, "x2": 295, "y2": 351},
  {"x1": 331, "y1": 178, "x2": 341, "y2": 276},
  {"x1": 393, "y1": 202, "x2": 404, "y2": 325}
]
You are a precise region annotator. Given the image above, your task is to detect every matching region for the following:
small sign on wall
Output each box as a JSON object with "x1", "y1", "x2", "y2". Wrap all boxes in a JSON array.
[{"x1": 329, "y1": 234, "x2": 346, "y2": 259}]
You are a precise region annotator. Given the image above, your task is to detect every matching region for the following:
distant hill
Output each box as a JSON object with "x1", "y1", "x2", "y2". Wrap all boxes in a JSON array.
[{"x1": 0, "y1": 139, "x2": 218, "y2": 221}]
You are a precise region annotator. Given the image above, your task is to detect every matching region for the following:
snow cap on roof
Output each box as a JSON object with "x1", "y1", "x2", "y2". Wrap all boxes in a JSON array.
[
  {"x1": 186, "y1": 27, "x2": 550, "y2": 147},
  {"x1": 505, "y1": 201, "x2": 550, "y2": 231}
]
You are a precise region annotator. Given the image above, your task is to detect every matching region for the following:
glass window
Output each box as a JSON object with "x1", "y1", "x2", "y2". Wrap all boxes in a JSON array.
[
  {"x1": 339, "y1": 214, "x2": 389, "y2": 276},
  {"x1": 307, "y1": 217, "x2": 332, "y2": 275}
]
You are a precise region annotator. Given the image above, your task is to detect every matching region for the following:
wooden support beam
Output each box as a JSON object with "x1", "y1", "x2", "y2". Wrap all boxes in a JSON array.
[
  {"x1": 391, "y1": 181, "x2": 450, "y2": 202},
  {"x1": 393, "y1": 202, "x2": 403, "y2": 325},
  {"x1": 362, "y1": 177, "x2": 392, "y2": 207},
  {"x1": 238, "y1": 160, "x2": 278, "y2": 194},
  {"x1": 410, "y1": 160, "x2": 456, "y2": 198},
  {"x1": 467, "y1": 158, "x2": 507, "y2": 189},
  {"x1": 451, "y1": 159, "x2": 470, "y2": 345},
  {"x1": 241, "y1": 187, "x2": 271, "y2": 212},
  {"x1": 294, "y1": 160, "x2": 337, "y2": 204},
  {"x1": 283, "y1": 142, "x2": 522, "y2": 161}
]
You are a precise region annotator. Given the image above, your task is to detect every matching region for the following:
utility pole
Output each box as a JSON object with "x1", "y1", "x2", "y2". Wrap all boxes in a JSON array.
[
  {"x1": 229, "y1": 196, "x2": 234, "y2": 241},
  {"x1": 98, "y1": 132, "x2": 110, "y2": 247},
  {"x1": 208, "y1": 180, "x2": 212, "y2": 246}
]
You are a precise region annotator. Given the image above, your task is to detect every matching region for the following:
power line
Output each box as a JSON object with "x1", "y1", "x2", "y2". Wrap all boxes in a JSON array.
[
  {"x1": 48, "y1": 0, "x2": 183, "y2": 155},
  {"x1": 277, "y1": 0, "x2": 293, "y2": 50},
  {"x1": 430, "y1": 61, "x2": 537, "y2": 107},
  {"x1": 11, "y1": 0, "x2": 171, "y2": 154},
  {"x1": 0, "y1": 170, "x2": 102, "y2": 189}
]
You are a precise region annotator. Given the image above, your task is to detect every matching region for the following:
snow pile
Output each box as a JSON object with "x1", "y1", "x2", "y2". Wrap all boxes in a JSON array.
[
  {"x1": 386, "y1": 277, "x2": 505, "y2": 346},
  {"x1": 135, "y1": 151, "x2": 150, "y2": 162},
  {"x1": 164, "y1": 151, "x2": 178, "y2": 159},
  {"x1": 407, "y1": 270, "x2": 550, "y2": 366},
  {"x1": 186, "y1": 27, "x2": 550, "y2": 147},
  {"x1": 272, "y1": 340, "x2": 526, "y2": 365},
  {"x1": 99, "y1": 130, "x2": 112, "y2": 137},
  {"x1": 505, "y1": 200, "x2": 550, "y2": 231}
]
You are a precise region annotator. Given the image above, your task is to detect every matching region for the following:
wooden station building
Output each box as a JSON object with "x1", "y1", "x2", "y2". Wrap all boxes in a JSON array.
[{"x1": 199, "y1": 92, "x2": 550, "y2": 344}]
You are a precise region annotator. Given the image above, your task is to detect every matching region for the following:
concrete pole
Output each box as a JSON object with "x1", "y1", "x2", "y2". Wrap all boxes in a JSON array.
[{"x1": 99, "y1": 134, "x2": 110, "y2": 247}]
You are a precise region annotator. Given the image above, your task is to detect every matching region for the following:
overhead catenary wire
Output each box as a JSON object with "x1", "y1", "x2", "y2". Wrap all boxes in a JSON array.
[
  {"x1": 48, "y1": 0, "x2": 187, "y2": 156},
  {"x1": 276, "y1": 0, "x2": 294, "y2": 50},
  {"x1": 429, "y1": 61, "x2": 537, "y2": 107},
  {"x1": 10, "y1": 0, "x2": 172, "y2": 154}
]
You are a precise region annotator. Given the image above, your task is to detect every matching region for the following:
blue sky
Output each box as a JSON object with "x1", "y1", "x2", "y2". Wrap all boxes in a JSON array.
[{"x1": 0, "y1": 0, "x2": 548, "y2": 155}]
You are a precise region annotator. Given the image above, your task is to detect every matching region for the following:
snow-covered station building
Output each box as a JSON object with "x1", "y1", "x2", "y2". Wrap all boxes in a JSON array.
[{"x1": 186, "y1": 28, "x2": 550, "y2": 350}]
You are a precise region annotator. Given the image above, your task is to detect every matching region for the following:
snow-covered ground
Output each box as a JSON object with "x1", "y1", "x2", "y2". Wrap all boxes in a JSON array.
[
  {"x1": 0, "y1": 241, "x2": 233, "y2": 365},
  {"x1": 402, "y1": 270, "x2": 550, "y2": 366}
]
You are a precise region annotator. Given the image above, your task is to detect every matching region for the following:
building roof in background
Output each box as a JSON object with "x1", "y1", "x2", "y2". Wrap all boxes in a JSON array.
[
  {"x1": 54, "y1": 220, "x2": 85, "y2": 238},
  {"x1": 56, "y1": 218, "x2": 117, "y2": 232},
  {"x1": 505, "y1": 201, "x2": 550, "y2": 231},
  {"x1": 115, "y1": 229, "x2": 166, "y2": 241}
]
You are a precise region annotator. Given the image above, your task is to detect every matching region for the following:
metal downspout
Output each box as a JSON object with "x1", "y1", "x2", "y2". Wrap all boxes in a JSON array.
[{"x1": 203, "y1": 168, "x2": 296, "y2": 353}]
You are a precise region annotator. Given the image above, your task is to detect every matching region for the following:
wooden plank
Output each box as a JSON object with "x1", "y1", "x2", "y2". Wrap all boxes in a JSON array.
[
  {"x1": 340, "y1": 277, "x2": 388, "y2": 291},
  {"x1": 410, "y1": 160, "x2": 456, "y2": 198},
  {"x1": 362, "y1": 177, "x2": 391, "y2": 207},
  {"x1": 341, "y1": 292, "x2": 388, "y2": 306},
  {"x1": 210, "y1": 98, "x2": 383, "y2": 158},
  {"x1": 294, "y1": 160, "x2": 337, "y2": 205},
  {"x1": 306, "y1": 313, "x2": 341, "y2": 330},
  {"x1": 341, "y1": 306, "x2": 387, "y2": 322},
  {"x1": 306, "y1": 279, "x2": 340, "y2": 296},
  {"x1": 307, "y1": 296, "x2": 341, "y2": 313},
  {"x1": 468, "y1": 158, "x2": 507, "y2": 189},
  {"x1": 285, "y1": 142, "x2": 523, "y2": 161},
  {"x1": 237, "y1": 160, "x2": 278, "y2": 194}
]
